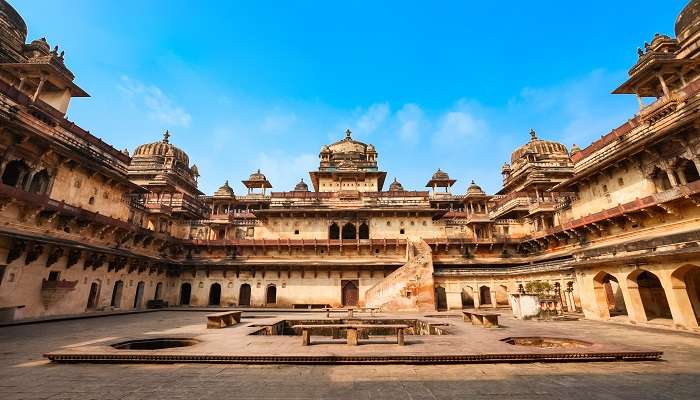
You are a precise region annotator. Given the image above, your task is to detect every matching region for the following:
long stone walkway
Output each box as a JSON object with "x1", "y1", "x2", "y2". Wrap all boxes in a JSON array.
[{"x1": 0, "y1": 311, "x2": 699, "y2": 399}]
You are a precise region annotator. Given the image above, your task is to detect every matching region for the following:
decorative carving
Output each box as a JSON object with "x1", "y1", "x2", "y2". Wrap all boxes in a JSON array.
[
  {"x1": 6, "y1": 240, "x2": 26, "y2": 264},
  {"x1": 45, "y1": 246, "x2": 64, "y2": 267},
  {"x1": 66, "y1": 249, "x2": 81, "y2": 268},
  {"x1": 24, "y1": 243, "x2": 44, "y2": 265}
]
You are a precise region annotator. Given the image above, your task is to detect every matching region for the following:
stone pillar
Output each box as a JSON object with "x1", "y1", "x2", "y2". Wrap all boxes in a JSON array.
[
  {"x1": 665, "y1": 169, "x2": 679, "y2": 187},
  {"x1": 660, "y1": 273, "x2": 699, "y2": 329},
  {"x1": 489, "y1": 286, "x2": 497, "y2": 309},
  {"x1": 635, "y1": 93, "x2": 645, "y2": 110},
  {"x1": 677, "y1": 168, "x2": 688, "y2": 185},
  {"x1": 619, "y1": 275, "x2": 648, "y2": 323},
  {"x1": 657, "y1": 73, "x2": 670, "y2": 97}
]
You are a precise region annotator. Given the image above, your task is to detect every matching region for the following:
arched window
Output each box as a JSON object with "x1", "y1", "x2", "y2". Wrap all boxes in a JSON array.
[
  {"x1": 358, "y1": 223, "x2": 369, "y2": 239},
  {"x1": 1, "y1": 160, "x2": 30, "y2": 187},
  {"x1": 86, "y1": 281, "x2": 100, "y2": 310},
  {"x1": 239, "y1": 283, "x2": 251, "y2": 306},
  {"x1": 133, "y1": 281, "x2": 145, "y2": 308},
  {"x1": 329, "y1": 223, "x2": 340, "y2": 239},
  {"x1": 154, "y1": 282, "x2": 163, "y2": 300},
  {"x1": 28, "y1": 169, "x2": 50, "y2": 194},
  {"x1": 342, "y1": 223, "x2": 356, "y2": 240}
]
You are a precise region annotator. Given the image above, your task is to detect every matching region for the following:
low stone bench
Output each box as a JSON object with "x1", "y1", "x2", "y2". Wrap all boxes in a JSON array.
[
  {"x1": 206, "y1": 311, "x2": 242, "y2": 329},
  {"x1": 292, "y1": 324, "x2": 409, "y2": 346},
  {"x1": 463, "y1": 310, "x2": 500, "y2": 328},
  {"x1": 323, "y1": 307, "x2": 356, "y2": 318}
]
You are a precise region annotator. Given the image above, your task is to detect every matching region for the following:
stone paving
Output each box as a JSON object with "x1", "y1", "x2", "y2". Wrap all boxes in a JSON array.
[{"x1": 0, "y1": 311, "x2": 699, "y2": 399}]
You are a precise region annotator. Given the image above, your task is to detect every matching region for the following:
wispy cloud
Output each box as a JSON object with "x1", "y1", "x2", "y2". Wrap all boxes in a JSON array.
[
  {"x1": 355, "y1": 102, "x2": 390, "y2": 134},
  {"x1": 118, "y1": 75, "x2": 192, "y2": 127},
  {"x1": 395, "y1": 103, "x2": 425, "y2": 145},
  {"x1": 432, "y1": 100, "x2": 487, "y2": 145},
  {"x1": 255, "y1": 151, "x2": 318, "y2": 192},
  {"x1": 260, "y1": 109, "x2": 298, "y2": 134}
]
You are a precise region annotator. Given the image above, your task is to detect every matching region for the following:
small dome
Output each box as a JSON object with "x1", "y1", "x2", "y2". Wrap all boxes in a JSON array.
[
  {"x1": 326, "y1": 129, "x2": 368, "y2": 154},
  {"x1": 133, "y1": 130, "x2": 190, "y2": 166},
  {"x1": 432, "y1": 168, "x2": 450, "y2": 180},
  {"x1": 320, "y1": 145, "x2": 331, "y2": 154},
  {"x1": 367, "y1": 144, "x2": 376, "y2": 153},
  {"x1": 570, "y1": 144, "x2": 581, "y2": 155},
  {"x1": 213, "y1": 180, "x2": 234, "y2": 197},
  {"x1": 676, "y1": 0, "x2": 700, "y2": 42},
  {"x1": 248, "y1": 169, "x2": 267, "y2": 182},
  {"x1": 388, "y1": 177, "x2": 404, "y2": 191},
  {"x1": 501, "y1": 162, "x2": 511, "y2": 172},
  {"x1": 294, "y1": 178, "x2": 309, "y2": 191},
  {"x1": 466, "y1": 180, "x2": 484, "y2": 195}
]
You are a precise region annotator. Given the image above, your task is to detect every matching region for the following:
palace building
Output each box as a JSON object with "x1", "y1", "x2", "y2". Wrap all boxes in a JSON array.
[{"x1": 1, "y1": 0, "x2": 700, "y2": 332}]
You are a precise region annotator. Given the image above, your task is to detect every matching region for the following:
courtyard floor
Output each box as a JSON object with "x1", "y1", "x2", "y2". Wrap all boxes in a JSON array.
[{"x1": 0, "y1": 310, "x2": 699, "y2": 399}]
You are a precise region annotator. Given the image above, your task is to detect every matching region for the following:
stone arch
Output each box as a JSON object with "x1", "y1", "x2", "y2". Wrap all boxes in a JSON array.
[
  {"x1": 1, "y1": 159, "x2": 30, "y2": 187},
  {"x1": 342, "y1": 223, "x2": 357, "y2": 240},
  {"x1": 592, "y1": 271, "x2": 627, "y2": 319},
  {"x1": 209, "y1": 283, "x2": 222, "y2": 306},
  {"x1": 678, "y1": 158, "x2": 700, "y2": 184},
  {"x1": 179, "y1": 282, "x2": 192, "y2": 305},
  {"x1": 649, "y1": 166, "x2": 673, "y2": 192},
  {"x1": 671, "y1": 264, "x2": 700, "y2": 324},
  {"x1": 495, "y1": 285, "x2": 509, "y2": 306},
  {"x1": 358, "y1": 222, "x2": 369, "y2": 239},
  {"x1": 628, "y1": 269, "x2": 672, "y2": 320},
  {"x1": 239, "y1": 283, "x2": 251, "y2": 306},
  {"x1": 461, "y1": 285, "x2": 474, "y2": 308},
  {"x1": 110, "y1": 280, "x2": 124, "y2": 308},
  {"x1": 86, "y1": 281, "x2": 100, "y2": 310},
  {"x1": 329, "y1": 222, "x2": 340, "y2": 240},
  {"x1": 28, "y1": 169, "x2": 51, "y2": 194},
  {"x1": 154, "y1": 282, "x2": 163, "y2": 300},
  {"x1": 434, "y1": 285, "x2": 447, "y2": 311},
  {"x1": 266, "y1": 284, "x2": 277, "y2": 304}
]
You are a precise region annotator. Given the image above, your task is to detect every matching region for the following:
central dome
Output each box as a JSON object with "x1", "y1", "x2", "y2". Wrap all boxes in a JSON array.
[
  {"x1": 326, "y1": 129, "x2": 369, "y2": 154},
  {"x1": 676, "y1": 0, "x2": 700, "y2": 41},
  {"x1": 133, "y1": 130, "x2": 190, "y2": 166},
  {"x1": 510, "y1": 129, "x2": 569, "y2": 164}
]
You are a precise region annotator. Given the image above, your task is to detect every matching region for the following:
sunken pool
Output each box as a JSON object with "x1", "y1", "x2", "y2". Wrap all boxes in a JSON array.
[{"x1": 111, "y1": 338, "x2": 200, "y2": 350}]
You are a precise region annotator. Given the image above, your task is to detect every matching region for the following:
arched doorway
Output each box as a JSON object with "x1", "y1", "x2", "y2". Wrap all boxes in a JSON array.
[
  {"x1": 1, "y1": 160, "x2": 29, "y2": 187},
  {"x1": 671, "y1": 265, "x2": 700, "y2": 324},
  {"x1": 358, "y1": 223, "x2": 369, "y2": 239},
  {"x1": 479, "y1": 285, "x2": 492, "y2": 306},
  {"x1": 592, "y1": 272, "x2": 627, "y2": 319},
  {"x1": 651, "y1": 167, "x2": 673, "y2": 192},
  {"x1": 341, "y1": 280, "x2": 359, "y2": 306},
  {"x1": 329, "y1": 223, "x2": 340, "y2": 239},
  {"x1": 86, "y1": 282, "x2": 100, "y2": 310},
  {"x1": 630, "y1": 270, "x2": 672, "y2": 320},
  {"x1": 266, "y1": 285, "x2": 277, "y2": 304},
  {"x1": 680, "y1": 159, "x2": 700, "y2": 183},
  {"x1": 461, "y1": 286, "x2": 474, "y2": 308},
  {"x1": 435, "y1": 286, "x2": 447, "y2": 311},
  {"x1": 342, "y1": 223, "x2": 356, "y2": 240},
  {"x1": 239, "y1": 283, "x2": 251, "y2": 306},
  {"x1": 179, "y1": 282, "x2": 192, "y2": 305},
  {"x1": 209, "y1": 283, "x2": 221, "y2": 306},
  {"x1": 133, "y1": 281, "x2": 145, "y2": 308},
  {"x1": 154, "y1": 282, "x2": 163, "y2": 300},
  {"x1": 110, "y1": 280, "x2": 123, "y2": 308}
]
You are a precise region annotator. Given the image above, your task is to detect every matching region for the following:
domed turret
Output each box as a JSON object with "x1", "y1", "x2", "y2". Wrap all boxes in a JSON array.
[
  {"x1": 248, "y1": 169, "x2": 267, "y2": 182},
  {"x1": 133, "y1": 130, "x2": 190, "y2": 167},
  {"x1": 388, "y1": 177, "x2": 404, "y2": 192},
  {"x1": 0, "y1": 0, "x2": 27, "y2": 61},
  {"x1": 294, "y1": 178, "x2": 309, "y2": 192},
  {"x1": 213, "y1": 180, "x2": 234, "y2": 197},
  {"x1": 510, "y1": 129, "x2": 569, "y2": 165},
  {"x1": 432, "y1": 169, "x2": 450, "y2": 181},
  {"x1": 466, "y1": 180, "x2": 485, "y2": 196},
  {"x1": 676, "y1": 0, "x2": 700, "y2": 43}
]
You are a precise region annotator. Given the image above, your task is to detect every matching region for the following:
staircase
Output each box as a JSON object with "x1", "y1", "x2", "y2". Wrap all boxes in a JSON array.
[{"x1": 363, "y1": 239, "x2": 436, "y2": 312}]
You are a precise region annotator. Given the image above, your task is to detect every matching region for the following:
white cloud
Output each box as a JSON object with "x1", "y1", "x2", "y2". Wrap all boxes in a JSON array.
[
  {"x1": 118, "y1": 75, "x2": 192, "y2": 127},
  {"x1": 432, "y1": 101, "x2": 486, "y2": 144},
  {"x1": 396, "y1": 103, "x2": 425, "y2": 144},
  {"x1": 356, "y1": 102, "x2": 390, "y2": 134},
  {"x1": 260, "y1": 110, "x2": 298, "y2": 134},
  {"x1": 255, "y1": 151, "x2": 317, "y2": 192}
]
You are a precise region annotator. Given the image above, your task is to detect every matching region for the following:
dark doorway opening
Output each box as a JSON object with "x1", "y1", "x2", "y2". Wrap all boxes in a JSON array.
[
  {"x1": 179, "y1": 282, "x2": 192, "y2": 305},
  {"x1": 266, "y1": 285, "x2": 277, "y2": 304},
  {"x1": 342, "y1": 223, "x2": 357, "y2": 240},
  {"x1": 329, "y1": 223, "x2": 340, "y2": 239},
  {"x1": 209, "y1": 283, "x2": 221, "y2": 306},
  {"x1": 239, "y1": 283, "x2": 251, "y2": 306},
  {"x1": 358, "y1": 223, "x2": 369, "y2": 239},
  {"x1": 435, "y1": 286, "x2": 447, "y2": 311}
]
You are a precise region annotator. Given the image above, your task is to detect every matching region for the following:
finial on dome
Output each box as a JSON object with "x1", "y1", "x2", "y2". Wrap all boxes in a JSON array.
[
  {"x1": 163, "y1": 130, "x2": 170, "y2": 143},
  {"x1": 471, "y1": 180, "x2": 475, "y2": 184},
  {"x1": 529, "y1": 129, "x2": 537, "y2": 141},
  {"x1": 345, "y1": 128, "x2": 352, "y2": 139}
]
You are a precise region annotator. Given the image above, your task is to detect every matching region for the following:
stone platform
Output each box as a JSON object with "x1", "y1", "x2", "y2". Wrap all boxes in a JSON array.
[{"x1": 43, "y1": 311, "x2": 661, "y2": 364}]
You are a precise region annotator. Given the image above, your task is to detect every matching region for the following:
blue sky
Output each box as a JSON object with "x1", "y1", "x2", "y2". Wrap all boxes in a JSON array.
[{"x1": 14, "y1": 1, "x2": 687, "y2": 195}]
